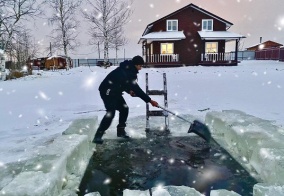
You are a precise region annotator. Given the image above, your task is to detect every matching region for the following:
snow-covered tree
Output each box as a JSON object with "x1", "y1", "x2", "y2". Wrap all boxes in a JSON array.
[
  {"x1": 47, "y1": 0, "x2": 82, "y2": 70},
  {"x1": 82, "y1": 0, "x2": 132, "y2": 66}
]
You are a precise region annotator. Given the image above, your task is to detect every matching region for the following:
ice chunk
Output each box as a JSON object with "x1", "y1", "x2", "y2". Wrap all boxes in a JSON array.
[
  {"x1": 63, "y1": 116, "x2": 98, "y2": 142},
  {"x1": 253, "y1": 183, "x2": 284, "y2": 196},
  {"x1": 123, "y1": 185, "x2": 204, "y2": 196},
  {"x1": 210, "y1": 189, "x2": 241, "y2": 196},
  {"x1": 206, "y1": 110, "x2": 284, "y2": 167},
  {"x1": 84, "y1": 192, "x2": 101, "y2": 196},
  {"x1": 1, "y1": 171, "x2": 61, "y2": 196},
  {"x1": 250, "y1": 148, "x2": 284, "y2": 184},
  {"x1": 123, "y1": 189, "x2": 150, "y2": 196},
  {"x1": 164, "y1": 185, "x2": 204, "y2": 195},
  {"x1": 1, "y1": 134, "x2": 90, "y2": 196}
]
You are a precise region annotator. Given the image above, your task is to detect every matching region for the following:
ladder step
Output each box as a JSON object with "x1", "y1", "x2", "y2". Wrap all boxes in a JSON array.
[
  {"x1": 147, "y1": 110, "x2": 166, "y2": 116},
  {"x1": 147, "y1": 90, "x2": 165, "y2": 95}
]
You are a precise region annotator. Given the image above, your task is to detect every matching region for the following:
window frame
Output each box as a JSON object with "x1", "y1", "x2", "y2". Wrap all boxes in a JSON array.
[
  {"x1": 167, "y1": 20, "x2": 178, "y2": 31},
  {"x1": 160, "y1": 43, "x2": 174, "y2": 54},
  {"x1": 202, "y1": 19, "x2": 213, "y2": 31},
  {"x1": 205, "y1": 42, "x2": 218, "y2": 53}
]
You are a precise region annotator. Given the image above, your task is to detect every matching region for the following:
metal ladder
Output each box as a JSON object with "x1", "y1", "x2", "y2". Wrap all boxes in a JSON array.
[{"x1": 145, "y1": 73, "x2": 169, "y2": 132}]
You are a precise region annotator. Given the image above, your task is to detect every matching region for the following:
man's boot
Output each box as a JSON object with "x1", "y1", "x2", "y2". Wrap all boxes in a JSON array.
[
  {"x1": 92, "y1": 130, "x2": 104, "y2": 144},
  {"x1": 117, "y1": 127, "x2": 130, "y2": 139}
]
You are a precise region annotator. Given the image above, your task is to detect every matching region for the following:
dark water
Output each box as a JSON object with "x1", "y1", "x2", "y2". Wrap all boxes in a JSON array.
[{"x1": 78, "y1": 133, "x2": 257, "y2": 196}]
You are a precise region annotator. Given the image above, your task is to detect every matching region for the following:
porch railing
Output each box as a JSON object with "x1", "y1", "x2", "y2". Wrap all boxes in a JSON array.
[
  {"x1": 201, "y1": 52, "x2": 235, "y2": 62},
  {"x1": 146, "y1": 54, "x2": 179, "y2": 63}
]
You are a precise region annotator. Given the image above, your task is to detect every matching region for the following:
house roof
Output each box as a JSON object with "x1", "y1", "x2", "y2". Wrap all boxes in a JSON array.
[
  {"x1": 246, "y1": 40, "x2": 283, "y2": 50},
  {"x1": 198, "y1": 31, "x2": 246, "y2": 41},
  {"x1": 138, "y1": 31, "x2": 186, "y2": 44},
  {"x1": 142, "y1": 3, "x2": 233, "y2": 36}
]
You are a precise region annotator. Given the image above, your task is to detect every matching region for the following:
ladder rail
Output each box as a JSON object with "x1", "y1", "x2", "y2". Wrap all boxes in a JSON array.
[{"x1": 145, "y1": 72, "x2": 169, "y2": 132}]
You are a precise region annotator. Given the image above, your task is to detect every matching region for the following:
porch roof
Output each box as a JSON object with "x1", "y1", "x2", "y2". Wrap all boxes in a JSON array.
[
  {"x1": 198, "y1": 31, "x2": 246, "y2": 41},
  {"x1": 138, "y1": 31, "x2": 186, "y2": 44}
]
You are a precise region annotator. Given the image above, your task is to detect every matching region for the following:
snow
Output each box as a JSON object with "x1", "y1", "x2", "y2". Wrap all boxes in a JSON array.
[
  {"x1": 138, "y1": 31, "x2": 186, "y2": 43},
  {"x1": 197, "y1": 31, "x2": 245, "y2": 40},
  {"x1": 1, "y1": 60, "x2": 284, "y2": 195}
]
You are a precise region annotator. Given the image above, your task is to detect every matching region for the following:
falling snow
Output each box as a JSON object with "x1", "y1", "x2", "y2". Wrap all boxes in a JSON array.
[{"x1": 0, "y1": 60, "x2": 284, "y2": 194}]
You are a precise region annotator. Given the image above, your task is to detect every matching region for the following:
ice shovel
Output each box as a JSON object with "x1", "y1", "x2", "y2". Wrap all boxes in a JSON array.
[{"x1": 157, "y1": 105, "x2": 211, "y2": 142}]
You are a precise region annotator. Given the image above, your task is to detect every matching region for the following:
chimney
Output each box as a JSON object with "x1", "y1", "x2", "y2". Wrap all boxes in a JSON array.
[{"x1": 260, "y1": 37, "x2": 262, "y2": 43}]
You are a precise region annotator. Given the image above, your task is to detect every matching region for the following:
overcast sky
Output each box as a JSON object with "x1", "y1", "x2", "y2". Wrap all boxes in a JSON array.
[{"x1": 31, "y1": 0, "x2": 284, "y2": 59}]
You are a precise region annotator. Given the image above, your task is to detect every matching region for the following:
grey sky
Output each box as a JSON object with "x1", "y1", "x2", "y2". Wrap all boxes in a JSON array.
[{"x1": 31, "y1": 0, "x2": 284, "y2": 59}]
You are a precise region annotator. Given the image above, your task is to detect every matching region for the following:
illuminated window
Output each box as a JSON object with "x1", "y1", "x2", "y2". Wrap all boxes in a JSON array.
[
  {"x1": 161, "y1": 43, "x2": 174, "y2": 54},
  {"x1": 205, "y1": 42, "x2": 218, "y2": 53},
  {"x1": 202, "y1": 19, "x2": 213, "y2": 31},
  {"x1": 167, "y1": 20, "x2": 178, "y2": 31}
]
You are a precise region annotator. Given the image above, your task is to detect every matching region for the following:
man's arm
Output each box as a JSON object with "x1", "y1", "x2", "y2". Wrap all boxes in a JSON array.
[{"x1": 130, "y1": 82, "x2": 158, "y2": 107}]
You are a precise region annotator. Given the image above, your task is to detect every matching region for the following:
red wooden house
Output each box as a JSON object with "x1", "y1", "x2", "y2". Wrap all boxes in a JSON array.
[{"x1": 139, "y1": 3, "x2": 245, "y2": 67}]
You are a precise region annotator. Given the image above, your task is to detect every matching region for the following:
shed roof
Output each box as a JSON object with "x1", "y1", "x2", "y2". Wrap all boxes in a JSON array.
[
  {"x1": 246, "y1": 40, "x2": 283, "y2": 50},
  {"x1": 138, "y1": 31, "x2": 186, "y2": 44},
  {"x1": 198, "y1": 31, "x2": 246, "y2": 41}
]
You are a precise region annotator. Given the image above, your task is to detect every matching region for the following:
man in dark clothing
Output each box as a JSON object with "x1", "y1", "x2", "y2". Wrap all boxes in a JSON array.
[{"x1": 93, "y1": 55, "x2": 159, "y2": 144}]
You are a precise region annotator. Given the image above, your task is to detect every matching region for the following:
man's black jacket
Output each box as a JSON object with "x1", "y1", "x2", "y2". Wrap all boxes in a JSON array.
[{"x1": 98, "y1": 60, "x2": 151, "y2": 103}]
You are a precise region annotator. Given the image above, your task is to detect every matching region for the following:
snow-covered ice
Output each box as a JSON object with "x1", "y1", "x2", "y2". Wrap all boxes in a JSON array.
[{"x1": 1, "y1": 60, "x2": 284, "y2": 195}]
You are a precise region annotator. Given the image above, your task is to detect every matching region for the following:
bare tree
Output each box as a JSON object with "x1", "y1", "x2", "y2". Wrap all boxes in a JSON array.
[
  {"x1": 110, "y1": 27, "x2": 128, "y2": 63},
  {"x1": 47, "y1": 0, "x2": 82, "y2": 70},
  {"x1": 9, "y1": 28, "x2": 39, "y2": 69},
  {"x1": 82, "y1": 0, "x2": 132, "y2": 67},
  {"x1": 0, "y1": 0, "x2": 42, "y2": 51}
]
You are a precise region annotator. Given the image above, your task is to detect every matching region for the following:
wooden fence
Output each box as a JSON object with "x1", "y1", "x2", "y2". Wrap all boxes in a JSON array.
[{"x1": 255, "y1": 47, "x2": 284, "y2": 61}]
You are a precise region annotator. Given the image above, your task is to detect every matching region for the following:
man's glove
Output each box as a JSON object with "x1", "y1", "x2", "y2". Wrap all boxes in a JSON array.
[
  {"x1": 129, "y1": 90, "x2": 136, "y2": 97},
  {"x1": 150, "y1": 100, "x2": 158, "y2": 107}
]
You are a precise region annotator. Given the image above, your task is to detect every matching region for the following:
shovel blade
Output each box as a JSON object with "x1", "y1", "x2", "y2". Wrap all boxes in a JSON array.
[{"x1": 188, "y1": 120, "x2": 211, "y2": 142}]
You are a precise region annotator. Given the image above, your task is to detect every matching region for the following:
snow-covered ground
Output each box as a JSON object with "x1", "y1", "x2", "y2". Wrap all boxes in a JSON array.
[{"x1": 1, "y1": 60, "x2": 284, "y2": 195}]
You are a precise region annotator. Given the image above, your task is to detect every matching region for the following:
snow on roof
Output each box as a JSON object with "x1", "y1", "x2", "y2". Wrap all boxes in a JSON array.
[
  {"x1": 0, "y1": 49, "x2": 4, "y2": 54},
  {"x1": 247, "y1": 40, "x2": 283, "y2": 49},
  {"x1": 198, "y1": 31, "x2": 246, "y2": 41},
  {"x1": 47, "y1": 55, "x2": 68, "y2": 60},
  {"x1": 138, "y1": 31, "x2": 186, "y2": 44}
]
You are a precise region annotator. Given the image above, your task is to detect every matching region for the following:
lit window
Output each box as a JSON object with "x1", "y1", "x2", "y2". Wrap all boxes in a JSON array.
[
  {"x1": 205, "y1": 42, "x2": 218, "y2": 53},
  {"x1": 202, "y1": 19, "x2": 213, "y2": 31},
  {"x1": 167, "y1": 20, "x2": 178, "y2": 31},
  {"x1": 161, "y1": 43, "x2": 174, "y2": 54}
]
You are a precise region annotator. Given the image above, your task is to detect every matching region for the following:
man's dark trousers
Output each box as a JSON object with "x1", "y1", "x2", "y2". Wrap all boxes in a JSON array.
[{"x1": 96, "y1": 91, "x2": 129, "y2": 137}]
